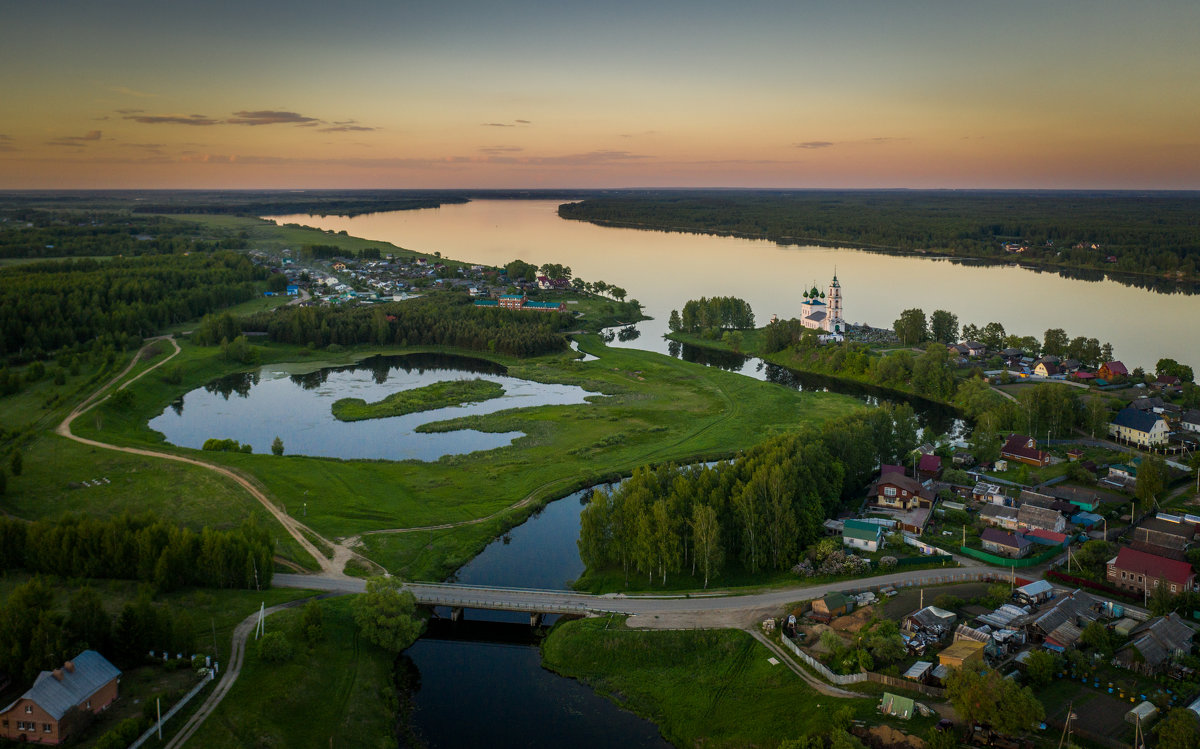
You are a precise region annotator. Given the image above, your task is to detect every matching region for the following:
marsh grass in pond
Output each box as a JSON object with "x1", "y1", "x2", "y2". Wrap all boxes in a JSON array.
[
  {"x1": 148, "y1": 353, "x2": 594, "y2": 462},
  {"x1": 331, "y1": 378, "x2": 505, "y2": 422}
]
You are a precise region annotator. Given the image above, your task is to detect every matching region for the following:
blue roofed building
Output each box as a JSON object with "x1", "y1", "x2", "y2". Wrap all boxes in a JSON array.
[
  {"x1": 0, "y1": 650, "x2": 121, "y2": 744},
  {"x1": 1109, "y1": 407, "x2": 1170, "y2": 447}
]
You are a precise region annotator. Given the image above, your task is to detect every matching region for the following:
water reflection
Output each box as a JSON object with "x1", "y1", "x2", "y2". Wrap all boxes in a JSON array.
[
  {"x1": 399, "y1": 619, "x2": 668, "y2": 749},
  {"x1": 149, "y1": 352, "x2": 591, "y2": 462}
]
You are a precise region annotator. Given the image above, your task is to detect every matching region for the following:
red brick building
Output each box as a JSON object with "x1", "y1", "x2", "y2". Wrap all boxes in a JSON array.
[
  {"x1": 1106, "y1": 546, "x2": 1196, "y2": 596},
  {"x1": 0, "y1": 651, "x2": 120, "y2": 744}
]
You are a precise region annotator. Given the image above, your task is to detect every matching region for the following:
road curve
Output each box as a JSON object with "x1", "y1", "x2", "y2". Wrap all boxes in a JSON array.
[{"x1": 54, "y1": 336, "x2": 375, "y2": 578}]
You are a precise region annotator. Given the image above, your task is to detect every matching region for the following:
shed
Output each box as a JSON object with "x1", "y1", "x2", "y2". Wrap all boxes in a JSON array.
[
  {"x1": 1125, "y1": 701, "x2": 1158, "y2": 726},
  {"x1": 1112, "y1": 618, "x2": 1138, "y2": 637},
  {"x1": 938, "y1": 639, "x2": 986, "y2": 669},
  {"x1": 903, "y1": 661, "x2": 933, "y2": 681},
  {"x1": 1014, "y1": 580, "x2": 1054, "y2": 605},
  {"x1": 879, "y1": 692, "x2": 914, "y2": 720},
  {"x1": 812, "y1": 592, "x2": 851, "y2": 620}
]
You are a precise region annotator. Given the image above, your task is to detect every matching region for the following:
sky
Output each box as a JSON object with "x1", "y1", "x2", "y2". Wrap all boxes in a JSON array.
[{"x1": 1, "y1": 0, "x2": 1198, "y2": 189}]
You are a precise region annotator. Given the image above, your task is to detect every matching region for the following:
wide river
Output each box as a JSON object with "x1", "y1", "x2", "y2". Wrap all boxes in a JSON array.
[{"x1": 271, "y1": 199, "x2": 1200, "y2": 371}]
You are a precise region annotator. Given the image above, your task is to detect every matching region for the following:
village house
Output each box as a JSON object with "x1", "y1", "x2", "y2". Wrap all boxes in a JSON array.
[
  {"x1": 1098, "y1": 361, "x2": 1129, "y2": 380},
  {"x1": 1033, "y1": 361, "x2": 1061, "y2": 378},
  {"x1": 1115, "y1": 614, "x2": 1195, "y2": 675},
  {"x1": 1106, "y1": 546, "x2": 1196, "y2": 595},
  {"x1": 917, "y1": 454, "x2": 942, "y2": 480},
  {"x1": 811, "y1": 592, "x2": 852, "y2": 621},
  {"x1": 873, "y1": 474, "x2": 933, "y2": 511},
  {"x1": 972, "y1": 482, "x2": 1008, "y2": 505},
  {"x1": 980, "y1": 527, "x2": 1032, "y2": 558},
  {"x1": 842, "y1": 519, "x2": 884, "y2": 553},
  {"x1": 1016, "y1": 503, "x2": 1067, "y2": 534},
  {"x1": 1130, "y1": 515, "x2": 1196, "y2": 560},
  {"x1": 1048, "y1": 485, "x2": 1103, "y2": 513},
  {"x1": 903, "y1": 606, "x2": 957, "y2": 639},
  {"x1": 979, "y1": 504, "x2": 1020, "y2": 531},
  {"x1": 1019, "y1": 490, "x2": 1076, "y2": 516},
  {"x1": 1013, "y1": 579, "x2": 1054, "y2": 606},
  {"x1": 0, "y1": 651, "x2": 120, "y2": 745},
  {"x1": 1000, "y1": 434, "x2": 1050, "y2": 467},
  {"x1": 1109, "y1": 407, "x2": 1170, "y2": 448}
]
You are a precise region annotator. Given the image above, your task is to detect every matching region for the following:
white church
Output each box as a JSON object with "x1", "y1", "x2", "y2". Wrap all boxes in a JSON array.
[{"x1": 799, "y1": 274, "x2": 845, "y2": 340}]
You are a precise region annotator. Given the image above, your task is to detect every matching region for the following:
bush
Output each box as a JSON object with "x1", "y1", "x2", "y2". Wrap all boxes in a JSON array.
[
  {"x1": 258, "y1": 631, "x2": 293, "y2": 663},
  {"x1": 93, "y1": 717, "x2": 148, "y2": 749}
]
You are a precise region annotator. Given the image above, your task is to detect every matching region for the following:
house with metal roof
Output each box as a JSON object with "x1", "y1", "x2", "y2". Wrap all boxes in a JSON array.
[
  {"x1": 1001, "y1": 434, "x2": 1050, "y2": 467},
  {"x1": 1017, "y1": 503, "x2": 1067, "y2": 534},
  {"x1": 1107, "y1": 546, "x2": 1196, "y2": 595},
  {"x1": 980, "y1": 504, "x2": 1020, "y2": 531},
  {"x1": 0, "y1": 651, "x2": 120, "y2": 745},
  {"x1": 1109, "y1": 407, "x2": 1170, "y2": 447},
  {"x1": 842, "y1": 519, "x2": 883, "y2": 552},
  {"x1": 879, "y1": 692, "x2": 915, "y2": 720},
  {"x1": 980, "y1": 528, "x2": 1032, "y2": 558},
  {"x1": 1115, "y1": 613, "x2": 1195, "y2": 674}
]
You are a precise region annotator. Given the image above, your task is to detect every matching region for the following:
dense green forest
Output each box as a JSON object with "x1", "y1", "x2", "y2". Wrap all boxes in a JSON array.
[
  {"x1": 577, "y1": 403, "x2": 919, "y2": 586},
  {"x1": 240, "y1": 294, "x2": 571, "y2": 357},
  {"x1": 0, "y1": 210, "x2": 249, "y2": 259},
  {"x1": 559, "y1": 191, "x2": 1200, "y2": 281},
  {"x1": 0, "y1": 252, "x2": 264, "y2": 362},
  {"x1": 0, "y1": 513, "x2": 274, "y2": 591}
]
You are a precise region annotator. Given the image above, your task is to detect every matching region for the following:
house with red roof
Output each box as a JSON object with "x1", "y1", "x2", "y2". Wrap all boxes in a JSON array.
[
  {"x1": 1098, "y1": 361, "x2": 1129, "y2": 380},
  {"x1": 1106, "y1": 546, "x2": 1196, "y2": 596},
  {"x1": 917, "y1": 454, "x2": 942, "y2": 479},
  {"x1": 1000, "y1": 434, "x2": 1049, "y2": 467}
]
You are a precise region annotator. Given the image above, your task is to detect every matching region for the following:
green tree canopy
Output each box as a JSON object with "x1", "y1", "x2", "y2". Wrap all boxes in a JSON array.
[{"x1": 352, "y1": 576, "x2": 424, "y2": 652}]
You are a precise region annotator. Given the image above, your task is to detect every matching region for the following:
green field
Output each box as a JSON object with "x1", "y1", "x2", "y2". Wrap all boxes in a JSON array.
[
  {"x1": 332, "y1": 378, "x2": 505, "y2": 421},
  {"x1": 51, "y1": 334, "x2": 860, "y2": 581},
  {"x1": 542, "y1": 617, "x2": 932, "y2": 747},
  {"x1": 187, "y1": 596, "x2": 398, "y2": 749}
]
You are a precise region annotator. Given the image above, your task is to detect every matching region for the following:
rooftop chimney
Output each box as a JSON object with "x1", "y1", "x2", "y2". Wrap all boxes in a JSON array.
[
  {"x1": 64, "y1": 661, "x2": 75, "y2": 673},
  {"x1": 53, "y1": 669, "x2": 64, "y2": 681}
]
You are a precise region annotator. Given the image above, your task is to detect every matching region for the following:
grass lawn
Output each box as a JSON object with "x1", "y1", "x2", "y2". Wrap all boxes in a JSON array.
[
  {"x1": 188, "y1": 596, "x2": 398, "y2": 749},
  {"x1": 51, "y1": 333, "x2": 863, "y2": 582},
  {"x1": 542, "y1": 616, "x2": 933, "y2": 747}
]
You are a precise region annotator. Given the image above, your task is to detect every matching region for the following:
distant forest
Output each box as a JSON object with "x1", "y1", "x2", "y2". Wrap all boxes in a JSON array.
[
  {"x1": 558, "y1": 191, "x2": 1200, "y2": 282},
  {"x1": 0, "y1": 210, "x2": 247, "y2": 259}
]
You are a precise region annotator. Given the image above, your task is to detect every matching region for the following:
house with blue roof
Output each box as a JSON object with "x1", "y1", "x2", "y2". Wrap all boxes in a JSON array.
[
  {"x1": 1109, "y1": 406, "x2": 1170, "y2": 447},
  {"x1": 0, "y1": 650, "x2": 120, "y2": 744}
]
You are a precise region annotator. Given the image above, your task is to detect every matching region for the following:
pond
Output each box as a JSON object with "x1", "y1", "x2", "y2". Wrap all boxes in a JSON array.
[{"x1": 148, "y1": 353, "x2": 594, "y2": 462}]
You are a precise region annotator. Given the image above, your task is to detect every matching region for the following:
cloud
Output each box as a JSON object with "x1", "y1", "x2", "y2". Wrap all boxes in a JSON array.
[
  {"x1": 515, "y1": 119, "x2": 531, "y2": 124},
  {"x1": 483, "y1": 149, "x2": 648, "y2": 166},
  {"x1": 115, "y1": 109, "x2": 145, "y2": 115},
  {"x1": 795, "y1": 141, "x2": 835, "y2": 149},
  {"x1": 479, "y1": 145, "x2": 524, "y2": 156},
  {"x1": 227, "y1": 110, "x2": 320, "y2": 126},
  {"x1": 319, "y1": 124, "x2": 376, "y2": 132},
  {"x1": 47, "y1": 130, "x2": 103, "y2": 147},
  {"x1": 0, "y1": 134, "x2": 12, "y2": 141},
  {"x1": 126, "y1": 113, "x2": 221, "y2": 126},
  {"x1": 108, "y1": 86, "x2": 155, "y2": 98},
  {"x1": 482, "y1": 119, "x2": 531, "y2": 127}
]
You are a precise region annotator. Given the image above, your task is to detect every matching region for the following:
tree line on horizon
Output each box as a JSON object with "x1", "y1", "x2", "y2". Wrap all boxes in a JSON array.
[{"x1": 559, "y1": 193, "x2": 1200, "y2": 280}]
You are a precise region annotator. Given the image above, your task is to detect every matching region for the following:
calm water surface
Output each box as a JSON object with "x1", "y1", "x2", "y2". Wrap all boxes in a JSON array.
[
  {"x1": 148, "y1": 353, "x2": 593, "y2": 461},
  {"x1": 271, "y1": 199, "x2": 1200, "y2": 370}
]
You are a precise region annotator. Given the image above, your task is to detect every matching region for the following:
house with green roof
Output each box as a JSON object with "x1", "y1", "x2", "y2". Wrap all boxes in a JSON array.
[
  {"x1": 843, "y1": 518, "x2": 883, "y2": 552},
  {"x1": 879, "y1": 692, "x2": 914, "y2": 720}
]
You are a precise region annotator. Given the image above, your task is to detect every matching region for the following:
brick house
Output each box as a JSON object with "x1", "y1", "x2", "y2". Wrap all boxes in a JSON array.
[
  {"x1": 0, "y1": 651, "x2": 120, "y2": 745},
  {"x1": 1106, "y1": 547, "x2": 1197, "y2": 596},
  {"x1": 1000, "y1": 434, "x2": 1050, "y2": 467}
]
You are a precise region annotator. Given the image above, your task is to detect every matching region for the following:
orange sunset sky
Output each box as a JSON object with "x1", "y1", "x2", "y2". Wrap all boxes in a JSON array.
[{"x1": 2, "y1": 0, "x2": 1198, "y2": 189}]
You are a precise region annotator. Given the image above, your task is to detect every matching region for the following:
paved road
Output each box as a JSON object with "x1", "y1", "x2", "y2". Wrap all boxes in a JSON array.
[{"x1": 274, "y1": 566, "x2": 1005, "y2": 621}]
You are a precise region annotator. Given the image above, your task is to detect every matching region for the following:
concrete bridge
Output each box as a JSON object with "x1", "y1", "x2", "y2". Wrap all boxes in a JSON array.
[{"x1": 274, "y1": 567, "x2": 1013, "y2": 626}]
